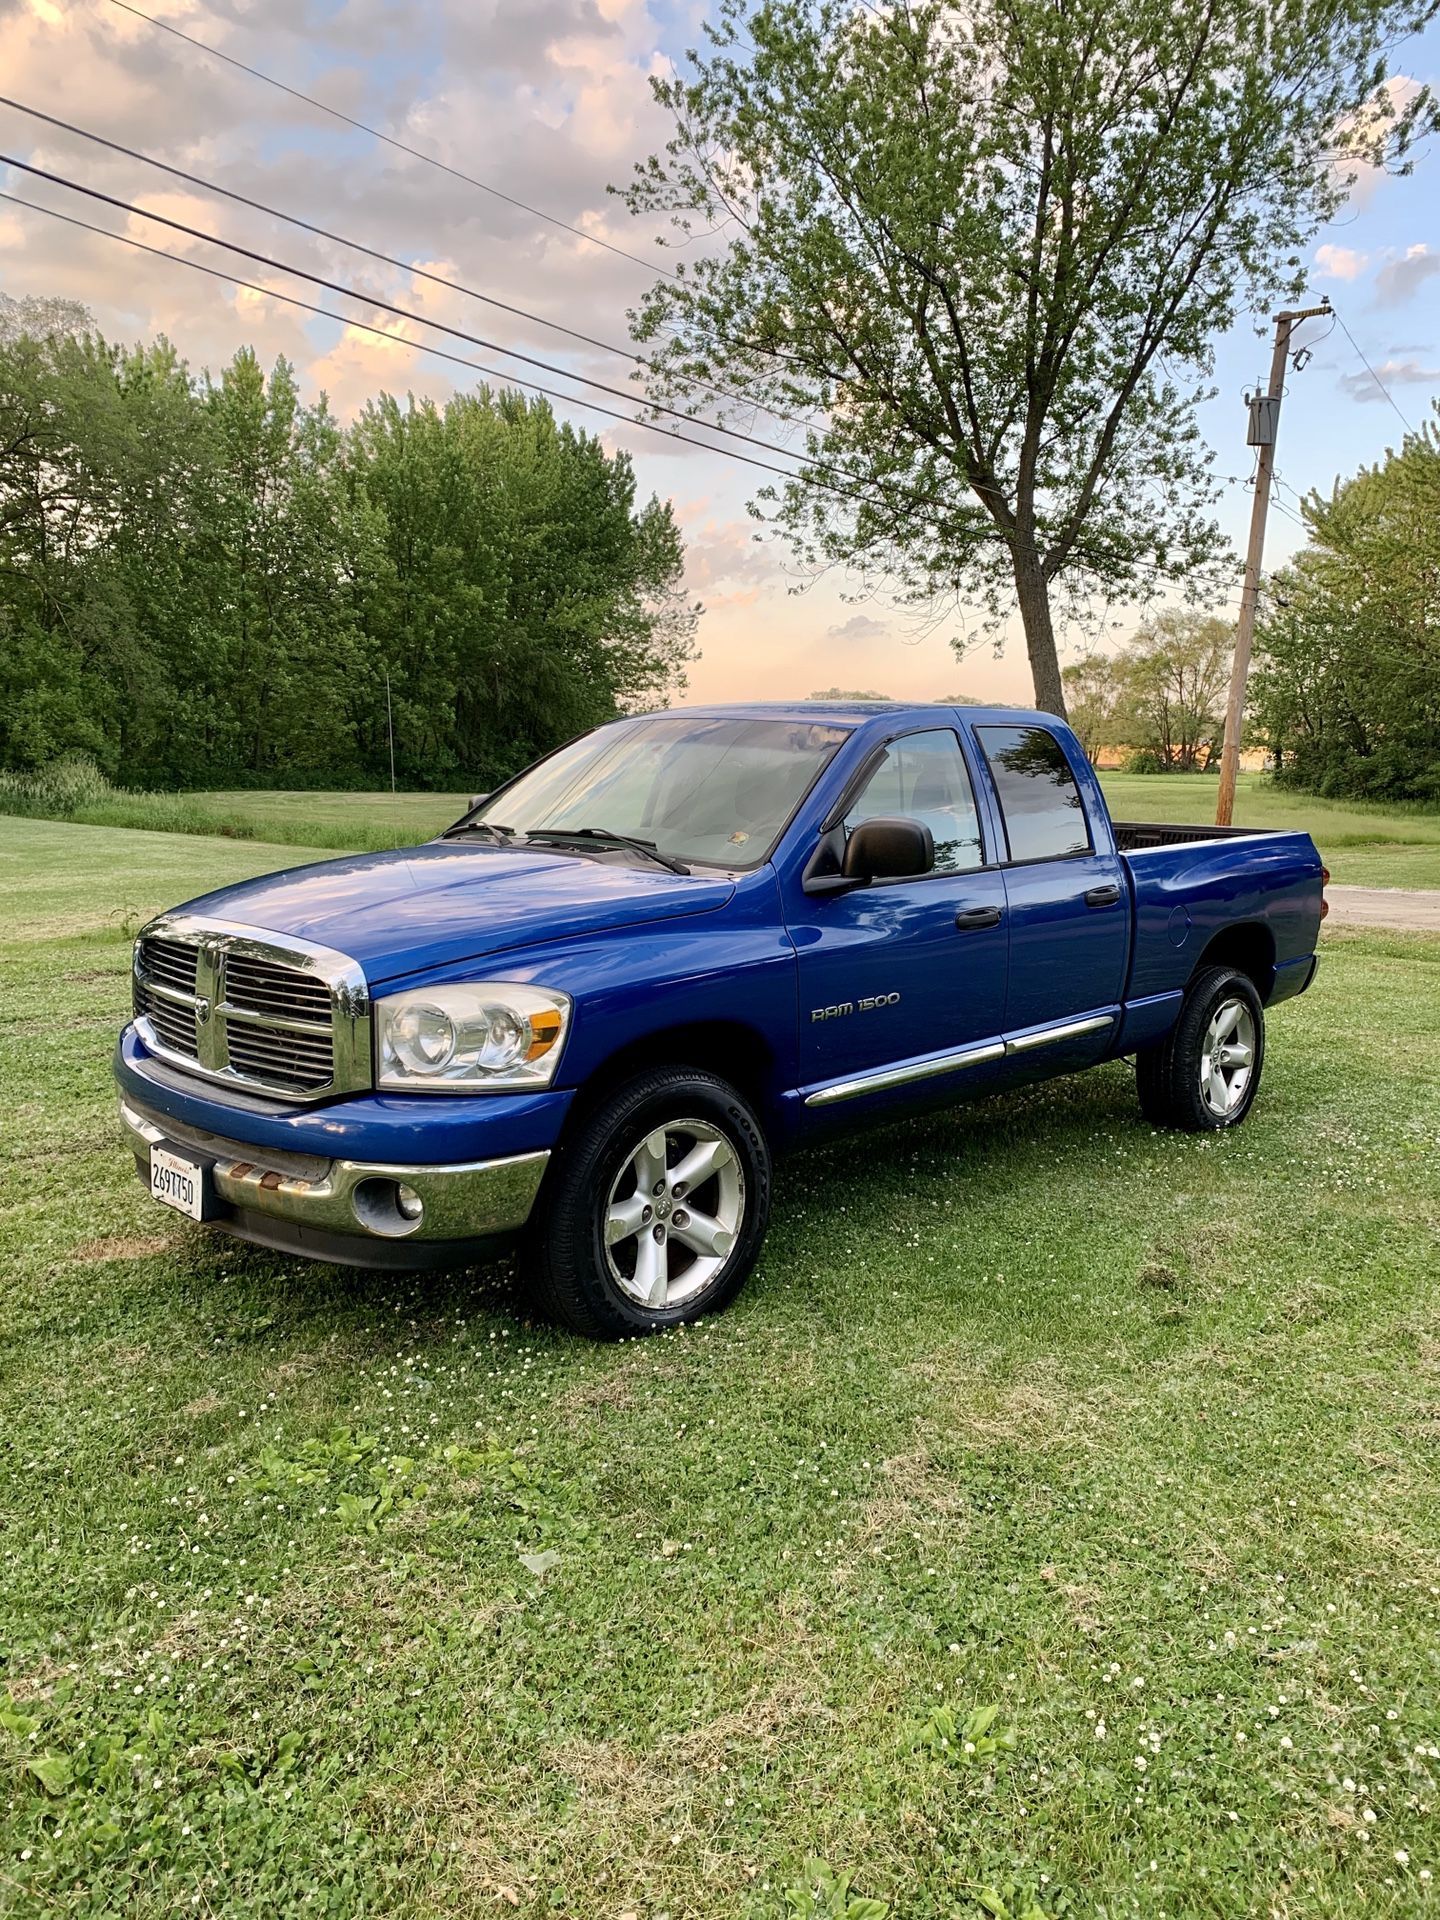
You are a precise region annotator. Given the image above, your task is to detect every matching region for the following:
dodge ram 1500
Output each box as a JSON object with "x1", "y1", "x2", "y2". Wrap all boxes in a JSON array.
[{"x1": 117, "y1": 703, "x2": 1324, "y2": 1337}]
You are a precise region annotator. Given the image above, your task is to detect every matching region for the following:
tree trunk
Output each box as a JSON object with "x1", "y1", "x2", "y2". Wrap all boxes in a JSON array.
[{"x1": 1012, "y1": 545, "x2": 1067, "y2": 719}]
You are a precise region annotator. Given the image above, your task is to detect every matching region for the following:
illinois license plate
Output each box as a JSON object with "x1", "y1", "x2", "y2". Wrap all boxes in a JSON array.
[{"x1": 150, "y1": 1145, "x2": 205, "y2": 1220}]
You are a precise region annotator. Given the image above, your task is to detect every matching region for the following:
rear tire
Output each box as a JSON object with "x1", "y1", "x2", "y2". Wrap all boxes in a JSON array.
[
  {"x1": 1135, "y1": 965, "x2": 1266, "y2": 1132},
  {"x1": 529, "y1": 1067, "x2": 772, "y2": 1339}
]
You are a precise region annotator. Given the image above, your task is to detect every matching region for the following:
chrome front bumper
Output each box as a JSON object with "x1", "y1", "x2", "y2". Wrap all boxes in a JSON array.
[{"x1": 120, "y1": 1095, "x2": 549, "y2": 1252}]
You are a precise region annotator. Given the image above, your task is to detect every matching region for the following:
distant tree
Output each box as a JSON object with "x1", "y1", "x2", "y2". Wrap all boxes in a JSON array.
[
  {"x1": 348, "y1": 389, "x2": 697, "y2": 784},
  {"x1": 0, "y1": 319, "x2": 698, "y2": 789},
  {"x1": 807, "y1": 686, "x2": 895, "y2": 701},
  {"x1": 1114, "y1": 612, "x2": 1233, "y2": 771},
  {"x1": 0, "y1": 291, "x2": 92, "y2": 346},
  {"x1": 1251, "y1": 423, "x2": 1440, "y2": 800},
  {"x1": 1061, "y1": 655, "x2": 1123, "y2": 764},
  {"x1": 622, "y1": 0, "x2": 1435, "y2": 718}
]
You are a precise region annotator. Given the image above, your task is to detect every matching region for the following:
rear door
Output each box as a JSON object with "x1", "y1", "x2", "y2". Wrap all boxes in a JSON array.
[
  {"x1": 973, "y1": 723, "x2": 1129, "y2": 1056},
  {"x1": 787, "y1": 726, "x2": 1008, "y2": 1093}
]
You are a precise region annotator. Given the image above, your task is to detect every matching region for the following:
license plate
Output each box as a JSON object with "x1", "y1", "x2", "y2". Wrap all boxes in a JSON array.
[{"x1": 150, "y1": 1145, "x2": 205, "y2": 1220}]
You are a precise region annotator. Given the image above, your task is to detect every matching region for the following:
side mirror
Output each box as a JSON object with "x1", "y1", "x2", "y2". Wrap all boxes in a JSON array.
[
  {"x1": 468, "y1": 793, "x2": 489, "y2": 810},
  {"x1": 841, "y1": 815, "x2": 934, "y2": 883}
]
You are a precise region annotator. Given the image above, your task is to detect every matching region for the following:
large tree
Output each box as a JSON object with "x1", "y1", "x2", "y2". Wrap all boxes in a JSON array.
[{"x1": 622, "y1": 0, "x2": 1436, "y2": 716}]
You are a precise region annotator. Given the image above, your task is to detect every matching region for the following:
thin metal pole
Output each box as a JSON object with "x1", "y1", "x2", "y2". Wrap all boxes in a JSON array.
[
  {"x1": 385, "y1": 667, "x2": 396, "y2": 794},
  {"x1": 1215, "y1": 301, "x2": 1330, "y2": 827}
]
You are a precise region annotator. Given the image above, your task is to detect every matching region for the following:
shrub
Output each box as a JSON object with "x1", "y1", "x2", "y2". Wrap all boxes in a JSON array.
[
  {"x1": 1122, "y1": 748, "x2": 1170, "y2": 775},
  {"x1": 0, "y1": 754, "x2": 114, "y2": 818}
]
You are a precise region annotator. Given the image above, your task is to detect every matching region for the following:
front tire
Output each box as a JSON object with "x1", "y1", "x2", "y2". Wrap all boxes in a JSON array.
[
  {"x1": 530, "y1": 1067, "x2": 772, "y2": 1339},
  {"x1": 1135, "y1": 965, "x2": 1266, "y2": 1132}
]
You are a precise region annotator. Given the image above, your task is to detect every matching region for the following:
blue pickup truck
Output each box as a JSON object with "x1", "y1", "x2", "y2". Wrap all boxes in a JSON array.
[{"x1": 117, "y1": 703, "x2": 1325, "y2": 1336}]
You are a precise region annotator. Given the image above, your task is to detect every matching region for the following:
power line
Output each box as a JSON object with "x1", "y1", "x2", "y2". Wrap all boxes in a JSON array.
[
  {"x1": 1332, "y1": 305, "x2": 1414, "y2": 432},
  {"x1": 105, "y1": 0, "x2": 677, "y2": 284},
  {"x1": 0, "y1": 148, "x2": 840, "y2": 474},
  {"x1": 0, "y1": 93, "x2": 822, "y2": 441},
  {"x1": 6, "y1": 184, "x2": 1206, "y2": 598},
  {"x1": 0, "y1": 190, "x2": 824, "y2": 489}
]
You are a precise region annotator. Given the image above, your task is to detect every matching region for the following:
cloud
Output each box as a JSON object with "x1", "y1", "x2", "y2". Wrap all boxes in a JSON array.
[
  {"x1": 826, "y1": 612, "x2": 889, "y2": 642},
  {"x1": 1314, "y1": 244, "x2": 1368, "y2": 282},
  {"x1": 1374, "y1": 245, "x2": 1440, "y2": 309},
  {"x1": 1337, "y1": 357, "x2": 1440, "y2": 402},
  {"x1": 0, "y1": 0, "x2": 678, "y2": 424},
  {"x1": 681, "y1": 517, "x2": 789, "y2": 608}
]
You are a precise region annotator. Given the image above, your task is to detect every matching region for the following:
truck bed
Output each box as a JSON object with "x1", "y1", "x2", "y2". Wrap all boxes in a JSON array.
[{"x1": 1112, "y1": 820, "x2": 1280, "y2": 852}]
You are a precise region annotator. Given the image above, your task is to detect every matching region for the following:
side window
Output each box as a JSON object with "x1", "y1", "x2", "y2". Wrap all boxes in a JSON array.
[
  {"x1": 844, "y1": 729, "x2": 985, "y2": 875},
  {"x1": 977, "y1": 725, "x2": 1091, "y2": 863}
]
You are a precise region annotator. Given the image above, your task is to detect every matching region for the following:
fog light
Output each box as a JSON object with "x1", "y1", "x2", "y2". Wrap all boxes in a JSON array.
[{"x1": 396, "y1": 1183, "x2": 424, "y2": 1221}]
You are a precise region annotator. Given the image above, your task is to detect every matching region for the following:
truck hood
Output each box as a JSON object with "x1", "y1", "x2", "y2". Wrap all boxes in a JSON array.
[{"x1": 177, "y1": 842, "x2": 736, "y2": 985}]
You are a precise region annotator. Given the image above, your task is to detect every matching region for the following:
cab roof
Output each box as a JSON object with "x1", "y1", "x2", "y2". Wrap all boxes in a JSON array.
[{"x1": 660, "y1": 700, "x2": 1042, "y2": 729}]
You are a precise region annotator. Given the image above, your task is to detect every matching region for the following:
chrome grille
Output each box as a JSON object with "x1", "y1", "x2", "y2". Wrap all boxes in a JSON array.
[
  {"x1": 224, "y1": 1012, "x2": 335, "y2": 1092},
  {"x1": 142, "y1": 938, "x2": 198, "y2": 996},
  {"x1": 224, "y1": 954, "x2": 332, "y2": 1024},
  {"x1": 131, "y1": 918, "x2": 370, "y2": 1102},
  {"x1": 136, "y1": 983, "x2": 199, "y2": 1059}
]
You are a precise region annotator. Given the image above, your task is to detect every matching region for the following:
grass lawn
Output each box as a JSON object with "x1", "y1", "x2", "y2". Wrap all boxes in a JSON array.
[
  {"x1": 8, "y1": 771, "x2": 1439, "y2": 888},
  {"x1": 1097, "y1": 774, "x2": 1440, "y2": 892},
  {"x1": 3, "y1": 816, "x2": 1439, "y2": 1918}
]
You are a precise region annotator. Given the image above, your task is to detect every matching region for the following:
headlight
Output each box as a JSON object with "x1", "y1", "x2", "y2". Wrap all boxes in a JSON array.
[{"x1": 376, "y1": 984, "x2": 570, "y2": 1091}]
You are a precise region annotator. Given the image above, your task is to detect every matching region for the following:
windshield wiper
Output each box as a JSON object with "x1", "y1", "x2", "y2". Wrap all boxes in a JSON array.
[
  {"x1": 521, "y1": 826, "x2": 691, "y2": 875},
  {"x1": 443, "y1": 820, "x2": 516, "y2": 843}
]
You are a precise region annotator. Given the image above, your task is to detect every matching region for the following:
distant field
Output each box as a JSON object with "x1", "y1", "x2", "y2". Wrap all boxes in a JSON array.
[
  {"x1": 184, "y1": 775, "x2": 1440, "y2": 890},
  {"x1": 1098, "y1": 773, "x2": 1440, "y2": 889},
  {"x1": 190, "y1": 788, "x2": 468, "y2": 851},
  {"x1": 6, "y1": 772, "x2": 1437, "y2": 886}
]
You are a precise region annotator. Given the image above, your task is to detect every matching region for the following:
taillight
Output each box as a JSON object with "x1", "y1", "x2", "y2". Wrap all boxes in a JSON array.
[{"x1": 1320, "y1": 864, "x2": 1331, "y2": 920}]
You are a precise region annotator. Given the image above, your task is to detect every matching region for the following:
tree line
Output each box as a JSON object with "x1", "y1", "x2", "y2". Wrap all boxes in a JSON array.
[
  {"x1": 0, "y1": 300, "x2": 697, "y2": 792},
  {"x1": 1059, "y1": 421, "x2": 1439, "y2": 801},
  {"x1": 1251, "y1": 423, "x2": 1439, "y2": 803}
]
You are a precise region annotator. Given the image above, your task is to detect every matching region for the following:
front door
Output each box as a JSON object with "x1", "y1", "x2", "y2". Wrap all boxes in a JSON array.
[{"x1": 787, "y1": 728, "x2": 1009, "y2": 1094}]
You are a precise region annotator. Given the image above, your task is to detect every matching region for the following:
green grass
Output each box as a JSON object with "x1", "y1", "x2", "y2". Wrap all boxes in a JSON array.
[
  {"x1": 2, "y1": 788, "x2": 469, "y2": 855},
  {"x1": 3, "y1": 815, "x2": 1440, "y2": 1917},
  {"x1": 183, "y1": 789, "x2": 470, "y2": 852},
  {"x1": 1099, "y1": 772, "x2": 1440, "y2": 890},
  {"x1": 8, "y1": 767, "x2": 1440, "y2": 886}
]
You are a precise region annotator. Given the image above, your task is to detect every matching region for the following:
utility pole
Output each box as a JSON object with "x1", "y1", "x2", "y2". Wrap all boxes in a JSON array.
[{"x1": 1215, "y1": 299, "x2": 1331, "y2": 827}]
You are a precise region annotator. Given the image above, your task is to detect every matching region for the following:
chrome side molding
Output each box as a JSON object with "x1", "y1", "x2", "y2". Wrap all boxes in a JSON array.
[
  {"x1": 803, "y1": 1011, "x2": 1115, "y2": 1107},
  {"x1": 1006, "y1": 1012, "x2": 1115, "y2": 1053}
]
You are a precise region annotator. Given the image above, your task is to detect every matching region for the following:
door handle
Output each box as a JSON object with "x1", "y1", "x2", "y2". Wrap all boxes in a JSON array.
[
  {"x1": 1084, "y1": 882, "x2": 1122, "y2": 908},
  {"x1": 955, "y1": 904, "x2": 1003, "y2": 930}
]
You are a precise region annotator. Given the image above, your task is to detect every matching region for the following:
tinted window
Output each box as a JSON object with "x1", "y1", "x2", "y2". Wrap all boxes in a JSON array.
[
  {"x1": 978, "y1": 725, "x2": 1090, "y2": 862},
  {"x1": 843, "y1": 729, "x2": 985, "y2": 874}
]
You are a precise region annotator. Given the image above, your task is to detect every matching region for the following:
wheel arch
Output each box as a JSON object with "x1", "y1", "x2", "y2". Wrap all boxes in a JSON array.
[
  {"x1": 562, "y1": 1019, "x2": 780, "y2": 1129},
  {"x1": 1189, "y1": 922, "x2": 1276, "y2": 1002}
]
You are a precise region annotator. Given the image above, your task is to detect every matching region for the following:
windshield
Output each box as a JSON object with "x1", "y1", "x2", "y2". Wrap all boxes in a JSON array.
[{"x1": 463, "y1": 715, "x2": 851, "y2": 870}]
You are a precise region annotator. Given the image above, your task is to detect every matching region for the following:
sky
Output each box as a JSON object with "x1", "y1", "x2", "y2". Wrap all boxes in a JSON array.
[{"x1": 1, "y1": 0, "x2": 1437, "y2": 708}]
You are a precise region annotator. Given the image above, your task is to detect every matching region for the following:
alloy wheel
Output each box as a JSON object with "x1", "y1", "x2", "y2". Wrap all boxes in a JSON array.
[
  {"x1": 602, "y1": 1117, "x2": 745, "y2": 1310},
  {"x1": 1199, "y1": 997, "x2": 1256, "y2": 1118}
]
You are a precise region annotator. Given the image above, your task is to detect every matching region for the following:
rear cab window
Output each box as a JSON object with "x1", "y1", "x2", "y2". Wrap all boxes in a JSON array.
[{"x1": 977, "y1": 725, "x2": 1091, "y2": 863}]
